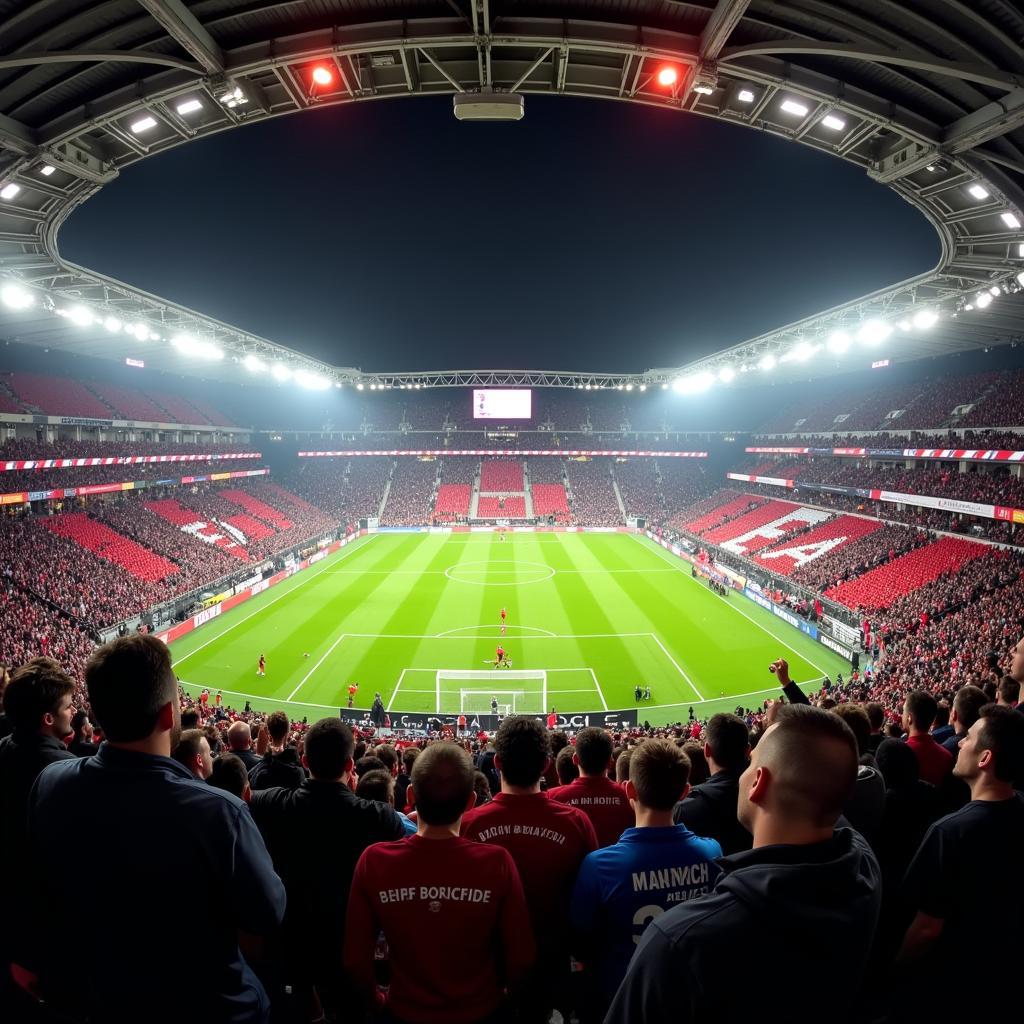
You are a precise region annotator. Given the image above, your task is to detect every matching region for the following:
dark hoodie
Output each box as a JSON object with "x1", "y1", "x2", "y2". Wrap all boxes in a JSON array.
[
  {"x1": 605, "y1": 827, "x2": 880, "y2": 1024},
  {"x1": 248, "y1": 746, "x2": 305, "y2": 791}
]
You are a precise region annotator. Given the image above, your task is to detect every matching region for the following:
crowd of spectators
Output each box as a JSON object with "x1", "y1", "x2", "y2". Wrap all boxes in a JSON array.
[
  {"x1": 285, "y1": 458, "x2": 390, "y2": 522},
  {"x1": 380, "y1": 460, "x2": 438, "y2": 526},
  {"x1": 565, "y1": 458, "x2": 623, "y2": 526},
  {"x1": 613, "y1": 458, "x2": 664, "y2": 522},
  {"x1": 753, "y1": 427, "x2": 1024, "y2": 451},
  {"x1": 439, "y1": 457, "x2": 478, "y2": 484}
]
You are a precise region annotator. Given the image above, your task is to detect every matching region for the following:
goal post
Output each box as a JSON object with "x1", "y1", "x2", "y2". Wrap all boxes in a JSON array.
[{"x1": 434, "y1": 669, "x2": 548, "y2": 714}]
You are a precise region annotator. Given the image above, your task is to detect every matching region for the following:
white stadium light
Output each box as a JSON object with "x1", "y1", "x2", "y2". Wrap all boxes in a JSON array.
[
  {"x1": 1017, "y1": 270, "x2": 1024, "y2": 286},
  {"x1": 737, "y1": 88, "x2": 755, "y2": 103},
  {"x1": 356, "y1": 382, "x2": 364, "y2": 390},
  {"x1": 0, "y1": 183, "x2": 20, "y2": 200},
  {"x1": 974, "y1": 291, "x2": 993, "y2": 309},
  {"x1": 1001, "y1": 212, "x2": 1022, "y2": 229},
  {"x1": 674, "y1": 372, "x2": 714, "y2": 394},
  {"x1": 718, "y1": 366, "x2": 735, "y2": 383},
  {"x1": 625, "y1": 383, "x2": 634, "y2": 391},
  {"x1": 989, "y1": 285, "x2": 1002, "y2": 296},
  {"x1": 967, "y1": 183, "x2": 989, "y2": 200},
  {"x1": 244, "y1": 354, "x2": 267, "y2": 373},
  {"x1": 272, "y1": 363, "x2": 292, "y2": 381},
  {"x1": 40, "y1": 165, "x2": 56, "y2": 177},
  {"x1": 176, "y1": 99, "x2": 203, "y2": 116},
  {"x1": 660, "y1": 382, "x2": 669, "y2": 390},
  {"x1": 827, "y1": 333, "x2": 851, "y2": 358},
  {"x1": 780, "y1": 99, "x2": 809, "y2": 117},
  {"x1": 295, "y1": 370, "x2": 331, "y2": 390},
  {"x1": 130, "y1": 116, "x2": 158, "y2": 134},
  {"x1": 856, "y1": 319, "x2": 892, "y2": 345},
  {"x1": 912, "y1": 309, "x2": 938, "y2": 329},
  {"x1": 693, "y1": 83, "x2": 715, "y2": 96},
  {"x1": 1, "y1": 284, "x2": 33, "y2": 310},
  {"x1": 639, "y1": 383, "x2": 647, "y2": 391},
  {"x1": 127, "y1": 321, "x2": 149, "y2": 341},
  {"x1": 1018, "y1": 243, "x2": 1024, "y2": 258},
  {"x1": 791, "y1": 341, "x2": 818, "y2": 362},
  {"x1": 104, "y1": 316, "x2": 122, "y2": 333},
  {"x1": 67, "y1": 305, "x2": 94, "y2": 327},
  {"x1": 759, "y1": 353, "x2": 776, "y2": 371},
  {"x1": 821, "y1": 114, "x2": 846, "y2": 131}
]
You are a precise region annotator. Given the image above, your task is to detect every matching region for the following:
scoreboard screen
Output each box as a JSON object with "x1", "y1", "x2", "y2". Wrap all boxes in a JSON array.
[{"x1": 472, "y1": 389, "x2": 532, "y2": 420}]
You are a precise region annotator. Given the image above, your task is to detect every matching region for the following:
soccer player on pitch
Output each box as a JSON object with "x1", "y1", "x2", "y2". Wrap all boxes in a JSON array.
[
  {"x1": 257, "y1": 654, "x2": 266, "y2": 677},
  {"x1": 500, "y1": 606, "x2": 507, "y2": 636},
  {"x1": 495, "y1": 644, "x2": 505, "y2": 667}
]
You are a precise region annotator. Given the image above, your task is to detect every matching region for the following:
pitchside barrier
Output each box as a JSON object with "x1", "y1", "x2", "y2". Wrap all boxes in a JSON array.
[
  {"x1": 645, "y1": 530, "x2": 856, "y2": 664},
  {"x1": 338, "y1": 708, "x2": 638, "y2": 733}
]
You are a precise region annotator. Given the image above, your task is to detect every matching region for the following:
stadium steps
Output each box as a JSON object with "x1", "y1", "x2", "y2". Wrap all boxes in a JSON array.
[
  {"x1": 609, "y1": 467, "x2": 628, "y2": 523},
  {"x1": 220, "y1": 489, "x2": 293, "y2": 529},
  {"x1": 377, "y1": 463, "x2": 393, "y2": 519}
]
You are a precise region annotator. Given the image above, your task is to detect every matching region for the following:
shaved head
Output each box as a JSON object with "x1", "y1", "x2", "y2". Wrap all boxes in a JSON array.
[
  {"x1": 739, "y1": 704, "x2": 858, "y2": 833},
  {"x1": 227, "y1": 720, "x2": 252, "y2": 751}
]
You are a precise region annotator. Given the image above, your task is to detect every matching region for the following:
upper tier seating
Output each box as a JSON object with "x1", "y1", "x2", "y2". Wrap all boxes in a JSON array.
[
  {"x1": 8, "y1": 373, "x2": 113, "y2": 419},
  {"x1": 84, "y1": 382, "x2": 169, "y2": 422}
]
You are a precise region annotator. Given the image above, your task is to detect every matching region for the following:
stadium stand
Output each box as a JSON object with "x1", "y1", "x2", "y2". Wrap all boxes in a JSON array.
[
  {"x1": 531, "y1": 483, "x2": 570, "y2": 522},
  {"x1": 83, "y1": 382, "x2": 170, "y2": 422},
  {"x1": 144, "y1": 391, "x2": 215, "y2": 426},
  {"x1": 433, "y1": 483, "x2": 472, "y2": 523},
  {"x1": 219, "y1": 489, "x2": 294, "y2": 529},
  {"x1": 7, "y1": 373, "x2": 113, "y2": 419},
  {"x1": 614, "y1": 458, "x2": 664, "y2": 522},
  {"x1": 42, "y1": 513, "x2": 180, "y2": 582},
  {"x1": 477, "y1": 495, "x2": 527, "y2": 518},
  {"x1": 753, "y1": 515, "x2": 885, "y2": 576},
  {"x1": 824, "y1": 536, "x2": 990, "y2": 611},
  {"x1": 701, "y1": 499, "x2": 804, "y2": 545},
  {"x1": 564, "y1": 458, "x2": 622, "y2": 526},
  {"x1": 679, "y1": 491, "x2": 766, "y2": 534},
  {"x1": 480, "y1": 459, "x2": 525, "y2": 492},
  {"x1": 381, "y1": 459, "x2": 438, "y2": 525},
  {"x1": 144, "y1": 498, "x2": 251, "y2": 561}
]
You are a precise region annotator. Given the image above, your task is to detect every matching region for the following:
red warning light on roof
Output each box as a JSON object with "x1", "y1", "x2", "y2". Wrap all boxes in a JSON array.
[
  {"x1": 657, "y1": 67, "x2": 678, "y2": 88},
  {"x1": 311, "y1": 65, "x2": 334, "y2": 87}
]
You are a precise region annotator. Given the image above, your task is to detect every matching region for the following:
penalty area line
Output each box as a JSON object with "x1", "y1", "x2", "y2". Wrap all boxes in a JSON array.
[
  {"x1": 288, "y1": 633, "x2": 347, "y2": 701},
  {"x1": 648, "y1": 633, "x2": 704, "y2": 701}
]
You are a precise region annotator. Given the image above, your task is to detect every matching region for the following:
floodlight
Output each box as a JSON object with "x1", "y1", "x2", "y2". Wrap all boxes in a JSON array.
[
  {"x1": 989, "y1": 285, "x2": 1002, "y2": 296},
  {"x1": 127, "y1": 321, "x2": 150, "y2": 341},
  {"x1": 639, "y1": 383, "x2": 647, "y2": 391},
  {"x1": 1001, "y1": 212, "x2": 1021, "y2": 229},
  {"x1": 311, "y1": 65, "x2": 334, "y2": 87},
  {"x1": 130, "y1": 116, "x2": 157, "y2": 134},
  {"x1": 827, "y1": 330, "x2": 850, "y2": 354},
  {"x1": 357, "y1": 382, "x2": 364, "y2": 390},
  {"x1": 718, "y1": 366, "x2": 735, "y2": 383},
  {"x1": 780, "y1": 99, "x2": 809, "y2": 117},
  {"x1": 625, "y1": 383, "x2": 634, "y2": 391},
  {"x1": 68, "y1": 306, "x2": 94, "y2": 327},
  {"x1": 693, "y1": 83, "x2": 714, "y2": 96},
  {"x1": 660, "y1": 383, "x2": 668, "y2": 390},
  {"x1": 176, "y1": 99, "x2": 203, "y2": 115},
  {"x1": 974, "y1": 291, "x2": 992, "y2": 309},
  {"x1": 1, "y1": 284, "x2": 33, "y2": 310},
  {"x1": 912, "y1": 309, "x2": 938, "y2": 329},
  {"x1": 967, "y1": 183, "x2": 989, "y2": 200},
  {"x1": 0, "y1": 183, "x2": 20, "y2": 200},
  {"x1": 791, "y1": 341, "x2": 818, "y2": 362},
  {"x1": 104, "y1": 316, "x2": 122, "y2": 333},
  {"x1": 1017, "y1": 270, "x2": 1024, "y2": 286},
  {"x1": 821, "y1": 114, "x2": 846, "y2": 131},
  {"x1": 898, "y1": 320, "x2": 911, "y2": 331},
  {"x1": 295, "y1": 370, "x2": 331, "y2": 390},
  {"x1": 759, "y1": 353, "x2": 776, "y2": 371},
  {"x1": 1018, "y1": 243, "x2": 1024, "y2": 258},
  {"x1": 172, "y1": 334, "x2": 199, "y2": 354},
  {"x1": 40, "y1": 165, "x2": 56, "y2": 177},
  {"x1": 737, "y1": 88, "x2": 755, "y2": 103},
  {"x1": 272, "y1": 363, "x2": 292, "y2": 381},
  {"x1": 244, "y1": 354, "x2": 267, "y2": 373},
  {"x1": 657, "y1": 67, "x2": 678, "y2": 88},
  {"x1": 856, "y1": 319, "x2": 892, "y2": 345}
]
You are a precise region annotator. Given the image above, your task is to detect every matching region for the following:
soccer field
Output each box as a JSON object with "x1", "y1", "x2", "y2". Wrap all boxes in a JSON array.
[{"x1": 170, "y1": 532, "x2": 847, "y2": 724}]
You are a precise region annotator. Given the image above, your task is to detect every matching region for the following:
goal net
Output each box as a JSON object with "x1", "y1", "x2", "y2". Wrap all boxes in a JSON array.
[{"x1": 434, "y1": 670, "x2": 547, "y2": 715}]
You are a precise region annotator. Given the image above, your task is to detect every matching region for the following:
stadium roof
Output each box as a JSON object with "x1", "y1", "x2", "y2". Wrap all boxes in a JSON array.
[{"x1": 3, "y1": 0, "x2": 1024, "y2": 390}]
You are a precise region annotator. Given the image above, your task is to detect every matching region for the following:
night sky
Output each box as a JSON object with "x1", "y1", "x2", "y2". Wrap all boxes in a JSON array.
[{"x1": 61, "y1": 96, "x2": 940, "y2": 374}]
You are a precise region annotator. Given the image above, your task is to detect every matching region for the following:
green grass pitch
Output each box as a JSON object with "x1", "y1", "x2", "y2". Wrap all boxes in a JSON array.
[{"x1": 171, "y1": 532, "x2": 848, "y2": 724}]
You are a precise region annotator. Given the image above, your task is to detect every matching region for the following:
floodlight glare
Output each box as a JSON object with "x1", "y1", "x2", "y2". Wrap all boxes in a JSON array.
[
  {"x1": 974, "y1": 291, "x2": 993, "y2": 309},
  {"x1": 243, "y1": 354, "x2": 267, "y2": 373},
  {"x1": 1, "y1": 284, "x2": 33, "y2": 310},
  {"x1": 780, "y1": 99, "x2": 809, "y2": 117},
  {"x1": 827, "y1": 330, "x2": 851, "y2": 354},
  {"x1": 311, "y1": 65, "x2": 334, "y2": 87},
  {"x1": 967, "y1": 183, "x2": 989, "y2": 200},
  {"x1": 272, "y1": 364, "x2": 293, "y2": 381},
  {"x1": 172, "y1": 334, "x2": 199, "y2": 355},
  {"x1": 737, "y1": 88, "x2": 755, "y2": 103},
  {"x1": 40, "y1": 165, "x2": 56, "y2": 177},
  {"x1": 625, "y1": 383, "x2": 634, "y2": 391},
  {"x1": 660, "y1": 383, "x2": 668, "y2": 390},
  {"x1": 639, "y1": 383, "x2": 647, "y2": 391},
  {"x1": 821, "y1": 114, "x2": 846, "y2": 131},
  {"x1": 657, "y1": 67, "x2": 678, "y2": 88},
  {"x1": 0, "y1": 183, "x2": 20, "y2": 200},
  {"x1": 295, "y1": 370, "x2": 331, "y2": 390},
  {"x1": 989, "y1": 285, "x2": 1002, "y2": 296},
  {"x1": 718, "y1": 366, "x2": 736, "y2": 383},
  {"x1": 176, "y1": 99, "x2": 203, "y2": 115},
  {"x1": 357, "y1": 382, "x2": 365, "y2": 390},
  {"x1": 68, "y1": 306, "x2": 94, "y2": 327},
  {"x1": 130, "y1": 116, "x2": 158, "y2": 134},
  {"x1": 1017, "y1": 270, "x2": 1024, "y2": 286},
  {"x1": 791, "y1": 341, "x2": 818, "y2": 362},
  {"x1": 1001, "y1": 212, "x2": 1021, "y2": 229},
  {"x1": 759, "y1": 353, "x2": 776, "y2": 371},
  {"x1": 856, "y1": 319, "x2": 892, "y2": 345},
  {"x1": 104, "y1": 316, "x2": 122, "y2": 333},
  {"x1": 912, "y1": 309, "x2": 938, "y2": 329},
  {"x1": 693, "y1": 83, "x2": 715, "y2": 96}
]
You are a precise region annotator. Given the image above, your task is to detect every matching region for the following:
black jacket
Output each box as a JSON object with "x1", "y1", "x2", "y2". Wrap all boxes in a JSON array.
[
  {"x1": 248, "y1": 748, "x2": 305, "y2": 791},
  {"x1": 230, "y1": 748, "x2": 261, "y2": 772},
  {"x1": 672, "y1": 770, "x2": 752, "y2": 854},
  {"x1": 606, "y1": 828, "x2": 881, "y2": 1024},
  {"x1": 249, "y1": 779, "x2": 405, "y2": 974}
]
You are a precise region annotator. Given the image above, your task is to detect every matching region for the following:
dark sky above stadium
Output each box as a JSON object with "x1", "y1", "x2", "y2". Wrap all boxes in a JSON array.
[{"x1": 62, "y1": 96, "x2": 940, "y2": 374}]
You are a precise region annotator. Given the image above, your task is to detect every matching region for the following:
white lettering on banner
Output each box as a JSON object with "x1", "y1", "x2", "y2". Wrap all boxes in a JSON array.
[
  {"x1": 378, "y1": 887, "x2": 492, "y2": 904},
  {"x1": 772, "y1": 605, "x2": 800, "y2": 628},
  {"x1": 721, "y1": 507, "x2": 832, "y2": 555},
  {"x1": 194, "y1": 605, "x2": 222, "y2": 627},
  {"x1": 308, "y1": 549, "x2": 327, "y2": 565},
  {"x1": 824, "y1": 616, "x2": 861, "y2": 647},
  {"x1": 745, "y1": 587, "x2": 774, "y2": 611},
  {"x1": 758, "y1": 535, "x2": 848, "y2": 568},
  {"x1": 250, "y1": 580, "x2": 269, "y2": 596},
  {"x1": 820, "y1": 634, "x2": 853, "y2": 659},
  {"x1": 876, "y1": 490, "x2": 996, "y2": 519}
]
